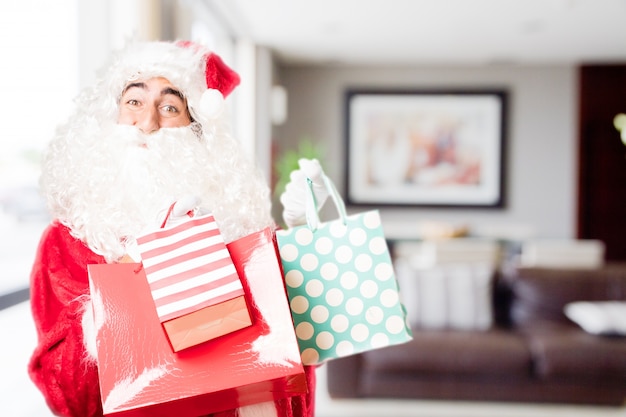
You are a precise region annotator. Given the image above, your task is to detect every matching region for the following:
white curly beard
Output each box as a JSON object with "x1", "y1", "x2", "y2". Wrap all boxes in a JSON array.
[
  {"x1": 41, "y1": 121, "x2": 274, "y2": 262},
  {"x1": 63, "y1": 122, "x2": 280, "y2": 417}
]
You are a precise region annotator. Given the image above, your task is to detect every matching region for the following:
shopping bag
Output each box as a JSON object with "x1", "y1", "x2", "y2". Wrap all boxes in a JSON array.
[
  {"x1": 136, "y1": 204, "x2": 251, "y2": 351},
  {"x1": 276, "y1": 175, "x2": 412, "y2": 365},
  {"x1": 88, "y1": 227, "x2": 307, "y2": 417}
]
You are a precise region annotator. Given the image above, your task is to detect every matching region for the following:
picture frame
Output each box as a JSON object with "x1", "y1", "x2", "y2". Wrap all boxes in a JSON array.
[{"x1": 345, "y1": 89, "x2": 507, "y2": 208}]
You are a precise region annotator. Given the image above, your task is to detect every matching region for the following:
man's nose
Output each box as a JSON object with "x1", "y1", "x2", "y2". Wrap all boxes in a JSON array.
[{"x1": 135, "y1": 107, "x2": 160, "y2": 134}]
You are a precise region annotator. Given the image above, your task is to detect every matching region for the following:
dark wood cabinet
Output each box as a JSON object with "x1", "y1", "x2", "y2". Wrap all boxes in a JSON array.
[{"x1": 578, "y1": 64, "x2": 626, "y2": 260}]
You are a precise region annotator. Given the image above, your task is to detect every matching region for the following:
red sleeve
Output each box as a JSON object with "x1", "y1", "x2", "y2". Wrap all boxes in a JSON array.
[{"x1": 28, "y1": 222, "x2": 107, "y2": 417}]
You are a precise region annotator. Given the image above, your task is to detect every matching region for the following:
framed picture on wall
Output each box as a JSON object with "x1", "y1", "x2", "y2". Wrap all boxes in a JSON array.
[{"x1": 345, "y1": 89, "x2": 507, "y2": 208}]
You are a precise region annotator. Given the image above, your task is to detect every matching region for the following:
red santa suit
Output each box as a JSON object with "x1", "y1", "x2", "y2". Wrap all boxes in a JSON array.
[
  {"x1": 27, "y1": 41, "x2": 316, "y2": 417},
  {"x1": 29, "y1": 223, "x2": 105, "y2": 417}
]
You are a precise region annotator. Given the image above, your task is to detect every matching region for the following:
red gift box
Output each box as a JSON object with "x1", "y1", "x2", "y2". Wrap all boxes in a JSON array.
[
  {"x1": 136, "y1": 212, "x2": 252, "y2": 352},
  {"x1": 88, "y1": 228, "x2": 307, "y2": 417}
]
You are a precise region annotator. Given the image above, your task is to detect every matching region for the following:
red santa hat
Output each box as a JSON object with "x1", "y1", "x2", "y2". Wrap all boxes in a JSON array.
[
  {"x1": 99, "y1": 40, "x2": 240, "y2": 124},
  {"x1": 176, "y1": 40, "x2": 240, "y2": 95},
  {"x1": 177, "y1": 40, "x2": 240, "y2": 120}
]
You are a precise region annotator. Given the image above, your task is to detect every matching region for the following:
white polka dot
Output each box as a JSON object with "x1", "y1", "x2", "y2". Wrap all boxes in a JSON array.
[
  {"x1": 335, "y1": 341, "x2": 354, "y2": 357},
  {"x1": 285, "y1": 270, "x2": 304, "y2": 288},
  {"x1": 295, "y1": 228, "x2": 314, "y2": 245},
  {"x1": 371, "y1": 333, "x2": 390, "y2": 348},
  {"x1": 300, "y1": 253, "x2": 319, "y2": 271},
  {"x1": 316, "y1": 331, "x2": 335, "y2": 350},
  {"x1": 311, "y1": 305, "x2": 329, "y2": 323},
  {"x1": 355, "y1": 254, "x2": 372, "y2": 272},
  {"x1": 369, "y1": 236, "x2": 388, "y2": 255},
  {"x1": 305, "y1": 279, "x2": 324, "y2": 297},
  {"x1": 331, "y1": 314, "x2": 349, "y2": 333},
  {"x1": 295, "y1": 322, "x2": 314, "y2": 340},
  {"x1": 351, "y1": 323, "x2": 370, "y2": 342},
  {"x1": 290, "y1": 295, "x2": 309, "y2": 314},
  {"x1": 365, "y1": 306, "x2": 384, "y2": 325},
  {"x1": 349, "y1": 228, "x2": 367, "y2": 246},
  {"x1": 301, "y1": 348, "x2": 320, "y2": 365},
  {"x1": 279, "y1": 243, "x2": 299, "y2": 262},
  {"x1": 380, "y1": 289, "x2": 399, "y2": 307},
  {"x1": 363, "y1": 212, "x2": 381, "y2": 229},
  {"x1": 335, "y1": 245, "x2": 353, "y2": 263},
  {"x1": 345, "y1": 297, "x2": 364, "y2": 315},
  {"x1": 330, "y1": 222, "x2": 348, "y2": 237},
  {"x1": 386, "y1": 315, "x2": 406, "y2": 334},
  {"x1": 360, "y1": 280, "x2": 378, "y2": 298},
  {"x1": 374, "y1": 262, "x2": 394, "y2": 281},
  {"x1": 320, "y1": 263, "x2": 339, "y2": 280},
  {"x1": 326, "y1": 288, "x2": 344, "y2": 307},
  {"x1": 315, "y1": 237, "x2": 333, "y2": 255},
  {"x1": 340, "y1": 271, "x2": 358, "y2": 290}
]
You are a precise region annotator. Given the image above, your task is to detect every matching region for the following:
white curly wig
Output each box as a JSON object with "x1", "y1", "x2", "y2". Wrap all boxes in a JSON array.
[{"x1": 41, "y1": 40, "x2": 274, "y2": 261}]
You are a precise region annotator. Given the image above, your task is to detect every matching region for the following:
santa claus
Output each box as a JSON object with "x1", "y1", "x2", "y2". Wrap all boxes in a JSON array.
[{"x1": 28, "y1": 40, "x2": 328, "y2": 417}]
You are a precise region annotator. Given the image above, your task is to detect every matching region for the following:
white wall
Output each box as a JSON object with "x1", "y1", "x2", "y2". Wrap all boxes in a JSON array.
[{"x1": 275, "y1": 65, "x2": 578, "y2": 240}]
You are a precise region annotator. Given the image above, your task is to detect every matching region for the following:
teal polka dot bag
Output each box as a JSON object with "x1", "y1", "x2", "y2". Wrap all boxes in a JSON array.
[{"x1": 276, "y1": 174, "x2": 413, "y2": 365}]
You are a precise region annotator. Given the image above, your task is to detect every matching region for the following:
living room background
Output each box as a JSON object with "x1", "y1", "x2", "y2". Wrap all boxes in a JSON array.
[{"x1": 273, "y1": 64, "x2": 578, "y2": 242}]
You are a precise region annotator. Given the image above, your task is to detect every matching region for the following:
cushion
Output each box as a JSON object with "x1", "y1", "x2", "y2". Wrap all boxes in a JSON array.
[
  {"x1": 395, "y1": 259, "x2": 494, "y2": 330},
  {"x1": 564, "y1": 301, "x2": 626, "y2": 336},
  {"x1": 519, "y1": 239, "x2": 605, "y2": 269}
]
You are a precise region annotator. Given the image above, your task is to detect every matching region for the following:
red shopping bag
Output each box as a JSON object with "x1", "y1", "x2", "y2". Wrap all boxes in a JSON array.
[
  {"x1": 88, "y1": 227, "x2": 307, "y2": 417},
  {"x1": 136, "y1": 209, "x2": 251, "y2": 351}
]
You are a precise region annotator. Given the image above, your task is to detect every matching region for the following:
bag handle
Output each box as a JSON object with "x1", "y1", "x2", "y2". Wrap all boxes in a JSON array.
[
  {"x1": 304, "y1": 174, "x2": 348, "y2": 232},
  {"x1": 160, "y1": 203, "x2": 177, "y2": 228},
  {"x1": 159, "y1": 202, "x2": 196, "y2": 229}
]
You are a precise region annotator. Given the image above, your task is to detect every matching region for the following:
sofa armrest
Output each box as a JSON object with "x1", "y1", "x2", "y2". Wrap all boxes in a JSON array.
[{"x1": 507, "y1": 264, "x2": 626, "y2": 329}]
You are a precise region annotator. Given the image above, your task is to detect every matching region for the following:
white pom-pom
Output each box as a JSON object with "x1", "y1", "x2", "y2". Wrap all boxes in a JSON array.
[{"x1": 199, "y1": 88, "x2": 225, "y2": 119}]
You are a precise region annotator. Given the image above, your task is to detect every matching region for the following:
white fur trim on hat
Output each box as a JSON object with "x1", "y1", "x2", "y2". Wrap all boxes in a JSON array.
[
  {"x1": 107, "y1": 41, "x2": 206, "y2": 115},
  {"x1": 199, "y1": 88, "x2": 225, "y2": 119}
]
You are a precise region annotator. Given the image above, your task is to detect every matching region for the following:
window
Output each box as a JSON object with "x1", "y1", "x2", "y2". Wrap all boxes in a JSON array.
[{"x1": 0, "y1": 0, "x2": 78, "y2": 293}]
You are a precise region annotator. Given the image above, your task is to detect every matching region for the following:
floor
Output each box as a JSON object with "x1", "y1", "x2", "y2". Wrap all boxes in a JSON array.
[{"x1": 1, "y1": 216, "x2": 625, "y2": 417}]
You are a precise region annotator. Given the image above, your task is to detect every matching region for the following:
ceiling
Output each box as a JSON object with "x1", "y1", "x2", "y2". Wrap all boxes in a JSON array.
[{"x1": 206, "y1": 0, "x2": 626, "y2": 66}]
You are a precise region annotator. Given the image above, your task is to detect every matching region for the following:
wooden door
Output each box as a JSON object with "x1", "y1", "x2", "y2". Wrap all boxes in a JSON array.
[{"x1": 578, "y1": 64, "x2": 626, "y2": 261}]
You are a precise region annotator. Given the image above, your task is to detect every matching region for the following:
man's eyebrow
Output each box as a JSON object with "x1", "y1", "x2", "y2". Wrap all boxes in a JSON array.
[
  {"x1": 122, "y1": 82, "x2": 146, "y2": 94},
  {"x1": 161, "y1": 87, "x2": 185, "y2": 101},
  {"x1": 120, "y1": 83, "x2": 184, "y2": 101}
]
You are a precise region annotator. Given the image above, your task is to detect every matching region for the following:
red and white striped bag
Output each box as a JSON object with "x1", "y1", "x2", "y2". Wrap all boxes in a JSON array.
[{"x1": 136, "y1": 205, "x2": 252, "y2": 351}]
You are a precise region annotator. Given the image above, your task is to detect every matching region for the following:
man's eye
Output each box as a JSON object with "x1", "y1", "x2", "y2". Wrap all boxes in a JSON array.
[
  {"x1": 127, "y1": 99, "x2": 140, "y2": 106},
  {"x1": 162, "y1": 105, "x2": 179, "y2": 113}
]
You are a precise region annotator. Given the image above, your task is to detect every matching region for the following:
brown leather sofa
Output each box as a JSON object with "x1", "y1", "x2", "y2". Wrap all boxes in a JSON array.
[{"x1": 326, "y1": 264, "x2": 626, "y2": 406}]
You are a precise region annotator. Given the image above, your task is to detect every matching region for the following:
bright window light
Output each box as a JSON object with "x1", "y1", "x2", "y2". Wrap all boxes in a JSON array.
[{"x1": 0, "y1": 0, "x2": 79, "y2": 188}]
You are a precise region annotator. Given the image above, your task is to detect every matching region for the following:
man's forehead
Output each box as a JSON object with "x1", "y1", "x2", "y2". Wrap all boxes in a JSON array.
[{"x1": 122, "y1": 77, "x2": 185, "y2": 99}]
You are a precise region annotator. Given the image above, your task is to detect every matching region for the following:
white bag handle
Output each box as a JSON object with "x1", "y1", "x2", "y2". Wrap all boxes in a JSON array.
[
  {"x1": 304, "y1": 174, "x2": 348, "y2": 232},
  {"x1": 158, "y1": 196, "x2": 202, "y2": 228}
]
